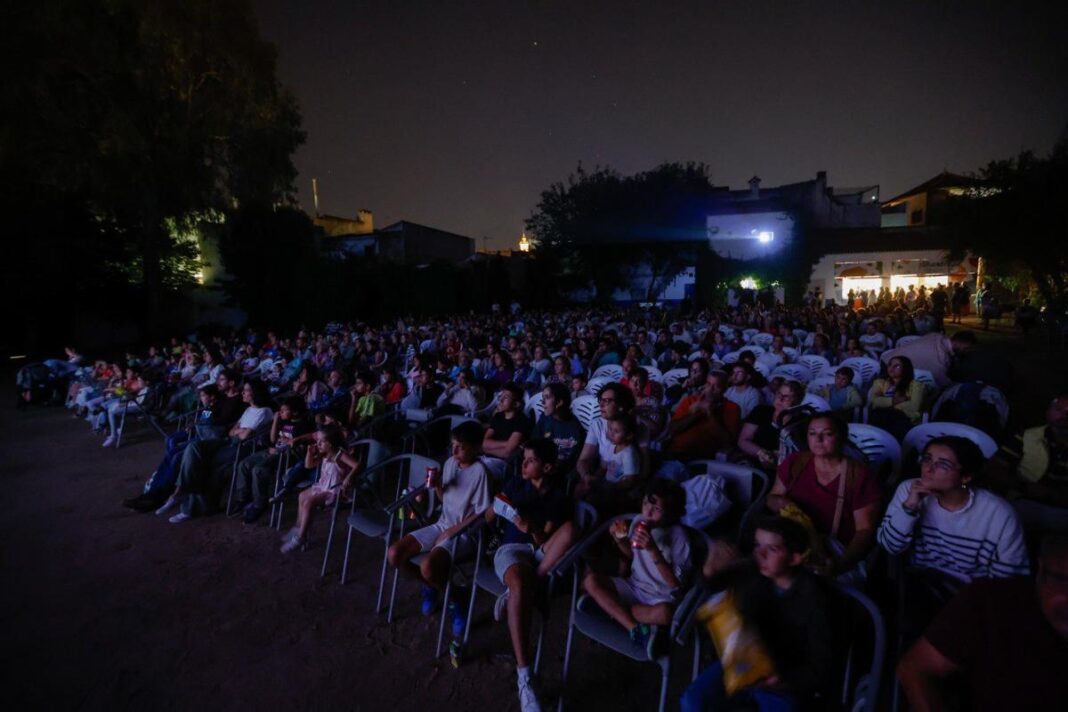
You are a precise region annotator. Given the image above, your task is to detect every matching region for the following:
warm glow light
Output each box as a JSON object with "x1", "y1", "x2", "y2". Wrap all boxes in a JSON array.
[{"x1": 518, "y1": 233, "x2": 531, "y2": 252}]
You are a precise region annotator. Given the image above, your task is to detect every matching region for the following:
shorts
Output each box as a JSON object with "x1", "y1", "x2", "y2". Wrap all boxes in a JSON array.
[
  {"x1": 408, "y1": 522, "x2": 475, "y2": 558},
  {"x1": 611, "y1": 577, "x2": 674, "y2": 607},
  {"x1": 494, "y1": 543, "x2": 545, "y2": 582}
]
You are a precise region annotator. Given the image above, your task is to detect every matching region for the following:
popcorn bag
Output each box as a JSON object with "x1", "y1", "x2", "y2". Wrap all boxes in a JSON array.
[{"x1": 697, "y1": 590, "x2": 777, "y2": 695}]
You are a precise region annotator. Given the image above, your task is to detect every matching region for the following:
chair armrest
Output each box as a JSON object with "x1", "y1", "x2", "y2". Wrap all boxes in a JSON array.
[{"x1": 383, "y1": 484, "x2": 430, "y2": 515}]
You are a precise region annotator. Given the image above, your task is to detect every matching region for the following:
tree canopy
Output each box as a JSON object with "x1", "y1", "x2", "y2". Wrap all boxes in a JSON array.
[
  {"x1": 943, "y1": 143, "x2": 1068, "y2": 307},
  {"x1": 2, "y1": 0, "x2": 304, "y2": 347},
  {"x1": 525, "y1": 162, "x2": 716, "y2": 301}
]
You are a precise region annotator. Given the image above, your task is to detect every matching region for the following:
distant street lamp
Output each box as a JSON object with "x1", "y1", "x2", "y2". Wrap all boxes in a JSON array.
[{"x1": 518, "y1": 232, "x2": 531, "y2": 252}]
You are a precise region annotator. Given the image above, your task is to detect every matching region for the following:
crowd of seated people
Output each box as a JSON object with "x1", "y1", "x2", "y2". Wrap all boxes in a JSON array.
[{"x1": 25, "y1": 293, "x2": 1068, "y2": 712}]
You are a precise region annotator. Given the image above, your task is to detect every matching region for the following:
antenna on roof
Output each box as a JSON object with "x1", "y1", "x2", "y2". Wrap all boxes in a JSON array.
[{"x1": 311, "y1": 178, "x2": 321, "y2": 217}]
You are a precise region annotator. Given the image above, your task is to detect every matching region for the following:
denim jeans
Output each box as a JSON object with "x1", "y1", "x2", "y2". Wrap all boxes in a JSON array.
[{"x1": 680, "y1": 662, "x2": 797, "y2": 712}]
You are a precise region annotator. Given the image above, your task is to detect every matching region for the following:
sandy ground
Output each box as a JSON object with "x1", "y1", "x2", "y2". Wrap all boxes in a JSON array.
[{"x1": 1, "y1": 401, "x2": 669, "y2": 711}]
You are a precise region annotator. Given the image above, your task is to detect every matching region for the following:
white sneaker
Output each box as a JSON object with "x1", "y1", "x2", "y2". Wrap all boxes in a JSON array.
[
  {"x1": 280, "y1": 536, "x2": 303, "y2": 554},
  {"x1": 168, "y1": 512, "x2": 191, "y2": 525},
  {"x1": 517, "y1": 676, "x2": 541, "y2": 712},
  {"x1": 280, "y1": 527, "x2": 299, "y2": 543},
  {"x1": 494, "y1": 591, "x2": 510, "y2": 622},
  {"x1": 101, "y1": 435, "x2": 116, "y2": 448},
  {"x1": 155, "y1": 495, "x2": 178, "y2": 516}
]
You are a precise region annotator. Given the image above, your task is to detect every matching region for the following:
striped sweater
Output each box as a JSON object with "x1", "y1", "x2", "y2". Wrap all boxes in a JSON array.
[{"x1": 877, "y1": 480, "x2": 1030, "y2": 581}]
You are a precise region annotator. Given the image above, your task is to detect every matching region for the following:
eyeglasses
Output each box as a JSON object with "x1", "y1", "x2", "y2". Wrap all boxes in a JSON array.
[
  {"x1": 918, "y1": 454, "x2": 960, "y2": 473},
  {"x1": 599, "y1": 397, "x2": 616, "y2": 405}
]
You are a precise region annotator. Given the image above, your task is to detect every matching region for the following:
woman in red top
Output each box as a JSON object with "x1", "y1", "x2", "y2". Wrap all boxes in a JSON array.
[{"x1": 766, "y1": 413, "x2": 881, "y2": 575}]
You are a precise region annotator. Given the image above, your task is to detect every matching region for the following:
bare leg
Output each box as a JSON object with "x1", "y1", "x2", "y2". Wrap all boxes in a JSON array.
[
  {"x1": 388, "y1": 535, "x2": 426, "y2": 582},
  {"x1": 536, "y1": 521, "x2": 576, "y2": 577},
  {"x1": 504, "y1": 563, "x2": 536, "y2": 667},
  {"x1": 631, "y1": 602, "x2": 673, "y2": 626},
  {"x1": 418, "y1": 547, "x2": 452, "y2": 589},
  {"x1": 582, "y1": 571, "x2": 637, "y2": 630},
  {"x1": 295, "y1": 489, "x2": 331, "y2": 540}
]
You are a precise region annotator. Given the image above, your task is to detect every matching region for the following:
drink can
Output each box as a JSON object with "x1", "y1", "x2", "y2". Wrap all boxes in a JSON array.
[
  {"x1": 631, "y1": 520, "x2": 649, "y2": 549},
  {"x1": 426, "y1": 466, "x2": 441, "y2": 489}
]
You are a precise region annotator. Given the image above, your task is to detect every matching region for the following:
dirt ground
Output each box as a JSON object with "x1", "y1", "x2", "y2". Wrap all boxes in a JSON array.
[
  {"x1": 3, "y1": 315, "x2": 1062, "y2": 711},
  {"x1": 1, "y1": 397, "x2": 669, "y2": 711}
]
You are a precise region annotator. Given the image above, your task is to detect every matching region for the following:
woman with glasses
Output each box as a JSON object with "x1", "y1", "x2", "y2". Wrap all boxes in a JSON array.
[{"x1": 878, "y1": 435, "x2": 1029, "y2": 582}]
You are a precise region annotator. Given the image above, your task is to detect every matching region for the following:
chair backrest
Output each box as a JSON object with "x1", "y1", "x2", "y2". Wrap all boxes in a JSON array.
[
  {"x1": 832, "y1": 584, "x2": 886, "y2": 712},
  {"x1": 798, "y1": 354, "x2": 831, "y2": 380},
  {"x1": 721, "y1": 351, "x2": 740, "y2": 364},
  {"x1": 751, "y1": 333, "x2": 774, "y2": 348},
  {"x1": 742, "y1": 328, "x2": 759, "y2": 340},
  {"x1": 688, "y1": 350, "x2": 705, "y2": 362},
  {"x1": 643, "y1": 366, "x2": 663, "y2": 383},
  {"x1": 931, "y1": 382, "x2": 1010, "y2": 428},
  {"x1": 894, "y1": 335, "x2": 921, "y2": 348},
  {"x1": 782, "y1": 346, "x2": 800, "y2": 362},
  {"x1": 525, "y1": 390, "x2": 545, "y2": 420},
  {"x1": 350, "y1": 438, "x2": 392, "y2": 470},
  {"x1": 592, "y1": 364, "x2": 623, "y2": 381},
  {"x1": 419, "y1": 339, "x2": 436, "y2": 353},
  {"x1": 902, "y1": 421, "x2": 999, "y2": 460},
  {"x1": 570, "y1": 395, "x2": 601, "y2": 430},
  {"x1": 771, "y1": 364, "x2": 811, "y2": 384},
  {"x1": 574, "y1": 500, "x2": 599, "y2": 532},
  {"x1": 685, "y1": 460, "x2": 769, "y2": 540},
  {"x1": 661, "y1": 368, "x2": 690, "y2": 389},
  {"x1": 847, "y1": 423, "x2": 902, "y2": 482},
  {"x1": 801, "y1": 393, "x2": 831, "y2": 412},
  {"x1": 740, "y1": 344, "x2": 766, "y2": 356},
  {"x1": 718, "y1": 324, "x2": 734, "y2": 336},
  {"x1": 793, "y1": 328, "x2": 808, "y2": 343},
  {"x1": 585, "y1": 376, "x2": 612, "y2": 398},
  {"x1": 913, "y1": 369, "x2": 937, "y2": 388},
  {"x1": 839, "y1": 357, "x2": 881, "y2": 386},
  {"x1": 751, "y1": 360, "x2": 770, "y2": 378}
]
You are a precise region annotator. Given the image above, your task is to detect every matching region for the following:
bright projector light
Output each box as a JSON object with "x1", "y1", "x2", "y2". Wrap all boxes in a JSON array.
[
  {"x1": 739, "y1": 278, "x2": 757, "y2": 289},
  {"x1": 757, "y1": 231, "x2": 774, "y2": 243}
]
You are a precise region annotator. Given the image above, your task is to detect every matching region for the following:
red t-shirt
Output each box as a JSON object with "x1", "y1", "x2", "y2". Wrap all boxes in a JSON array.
[
  {"x1": 924, "y1": 577, "x2": 1068, "y2": 711},
  {"x1": 776, "y1": 452, "x2": 880, "y2": 545}
]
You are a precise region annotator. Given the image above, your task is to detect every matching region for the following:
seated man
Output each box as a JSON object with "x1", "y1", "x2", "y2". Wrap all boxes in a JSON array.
[
  {"x1": 897, "y1": 536, "x2": 1068, "y2": 712},
  {"x1": 661, "y1": 370, "x2": 740, "y2": 460},
  {"x1": 488, "y1": 439, "x2": 576, "y2": 712},
  {"x1": 582, "y1": 479, "x2": 691, "y2": 657},
  {"x1": 482, "y1": 382, "x2": 533, "y2": 479}
]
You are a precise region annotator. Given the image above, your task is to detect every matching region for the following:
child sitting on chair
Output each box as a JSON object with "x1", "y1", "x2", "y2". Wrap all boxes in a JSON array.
[
  {"x1": 280, "y1": 425, "x2": 360, "y2": 553},
  {"x1": 581, "y1": 478, "x2": 690, "y2": 658},
  {"x1": 681, "y1": 516, "x2": 833, "y2": 712},
  {"x1": 387, "y1": 420, "x2": 492, "y2": 637}
]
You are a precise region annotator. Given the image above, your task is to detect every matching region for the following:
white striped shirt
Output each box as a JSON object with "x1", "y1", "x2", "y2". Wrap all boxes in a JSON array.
[{"x1": 877, "y1": 480, "x2": 1030, "y2": 581}]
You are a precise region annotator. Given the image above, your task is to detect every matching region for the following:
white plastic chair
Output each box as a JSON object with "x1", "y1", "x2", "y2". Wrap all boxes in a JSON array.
[
  {"x1": 808, "y1": 375, "x2": 837, "y2": 393},
  {"x1": 782, "y1": 346, "x2": 800, "y2": 363},
  {"x1": 798, "y1": 354, "x2": 831, "y2": 380},
  {"x1": 752, "y1": 360, "x2": 771, "y2": 378},
  {"x1": 840, "y1": 357, "x2": 881, "y2": 387},
  {"x1": 585, "y1": 376, "x2": 611, "y2": 398},
  {"x1": 894, "y1": 335, "x2": 921, "y2": 348},
  {"x1": 592, "y1": 364, "x2": 624, "y2": 381},
  {"x1": 570, "y1": 395, "x2": 601, "y2": 430},
  {"x1": 661, "y1": 368, "x2": 689, "y2": 389},
  {"x1": 751, "y1": 333, "x2": 774, "y2": 349},
  {"x1": 742, "y1": 328, "x2": 759, "y2": 341},
  {"x1": 643, "y1": 366, "x2": 664, "y2": 383},
  {"x1": 772, "y1": 364, "x2": 811, "y2": 384},
  {"x1": 718, "y1": 325, "x2": 734, "y2": 336},
  {"x1": 524, "y1": 390, "x2": 545, "y2": 420},
  {"x1": 930, "y1": 383, "x2": 1010, "y2": 428},
  {"x1": 847, "y1": 424, "x2": 902, "y2": 483},
  {"x1": 913, "y1": 369, "x2": 937, "y2": 389},
  {"x1": 802, "y1": 393, "x2": 831, "y2": 412},
  {"x1": 793, "y1": 328, "x2": 809, "y2": 344},
  {"x1": 902, "y1": 422, "x2": 999, "y2": 461},
  {"x1": 740, "y1": 344, "x2": 766, "y2": 356},
  {"x1": 721, "y1": 351, "x2": 740, "y2": 364}
]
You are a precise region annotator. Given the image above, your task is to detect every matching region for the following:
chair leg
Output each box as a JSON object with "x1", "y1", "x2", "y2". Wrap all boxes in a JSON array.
[
  {"x1": 559, "y1": 574, "x2": 580, "y2": 712},
  {"x1": 462, "y1": 531, "x2": 483, "y2": 645},
  {"x1": 384, "y1": 519, "x2": 403, "y2": 617},
  {"x1": 320, "y1": 500, "x2": 339, "y2": 579},
  {"x1": 340, "y1": 526, "x2": 355, "y2": 586},
  {"x1": 436, "y1": 577, "x2": 452, "y2": 659},
  {"x1": 691, "y1": 635, "x2": 701, "y2": 682},
  {"x1": 533, "y1": 576, "x2": 555, "y2": 676},
  {"x1": 226, "y1": 455, "x2": 240, "y2": 517},
  {"x1": 117, "y1": 404, "x2": 128, "y2": 448},
  {"x1": 657, "y1": 659, "x2": 671, "y2": 712}
]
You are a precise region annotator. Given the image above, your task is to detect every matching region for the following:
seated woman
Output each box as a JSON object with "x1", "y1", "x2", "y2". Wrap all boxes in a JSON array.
[
  {"x1": 868, "y1": 354, "x2": 929, "y2": 440},
  {"x1": 737, "y1": 380, "x2": 805, "y2": 471},
  {"x1": 767, "y1": 414, "x2": 881, "y2": 576},
  {"x1": 878, "y1": 435, "x2": 1029, "y2": 582}
]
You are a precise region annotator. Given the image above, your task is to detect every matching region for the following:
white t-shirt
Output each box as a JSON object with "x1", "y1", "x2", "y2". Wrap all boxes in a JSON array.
[
  {"x1": 585, "y1": 417, "x2": 650, "y2": 465},
  {"x1": 439, "y1": 456, "x2": 493, "y2": 529},
  {"x1": 725, "y1": 386, "x2": 762, "y2": 419},
  {"x1": 628, "y1": 519, "x2": 691, "y2": 601},
  {"x1": 237, "y1": 406, "x2": 273, "y2": 435},
  {"x1": 603, "y1": 443, "x2": 640, "y2": 483}
]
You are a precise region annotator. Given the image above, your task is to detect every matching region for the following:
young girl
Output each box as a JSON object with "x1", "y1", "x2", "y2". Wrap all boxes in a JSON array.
[
  {"x1": 582, "y1": 479, "x2": 691, "y2": 657},
  {"x1": 603, "y1": 414, "x2": 641, "y2": 486},
  {"x1": 280, "y1": 425, "x2": 361, "y2": 553}
]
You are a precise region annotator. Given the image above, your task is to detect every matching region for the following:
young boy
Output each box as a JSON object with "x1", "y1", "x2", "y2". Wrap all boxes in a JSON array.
[
  {"x1": 387, "y1": 420, "x2": 492, "y2": 635},
  {"x1": 582, "y1": 478, "x2": 691, "y2": 657},
  {"x1": 347, "y1": 370, "x2": 385, "y2": 429},
  {"x1": 482, "y1": 382, "x2": 532, "y2": 479},
  {"x1": 489, "y1": 438, "x2": 576, "y2": 712},
  {"x1": 681, "y1": 517, "x2": 833, "y2": 712}
]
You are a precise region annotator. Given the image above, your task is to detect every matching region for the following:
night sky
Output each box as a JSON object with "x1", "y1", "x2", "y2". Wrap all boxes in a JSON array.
[{"x1": 253, "y1": 1, "x2": 1068, "y2": 249}]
